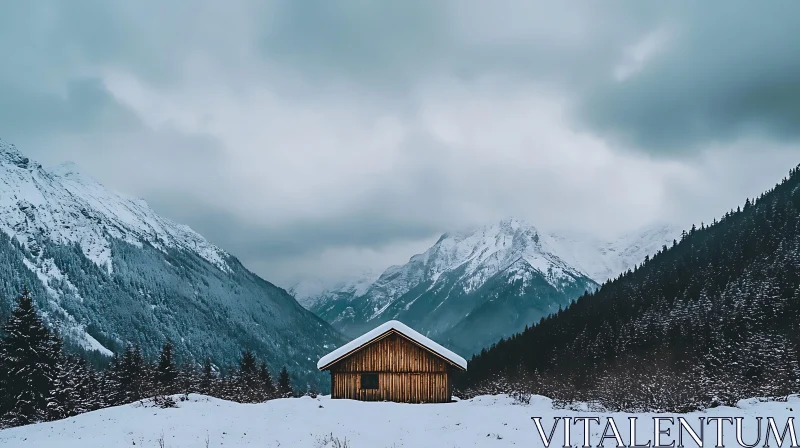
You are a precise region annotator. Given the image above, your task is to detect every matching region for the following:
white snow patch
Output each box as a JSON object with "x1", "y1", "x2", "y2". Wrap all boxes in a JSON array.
[
  {"x1": 83, "y1": 332, "x2": 114, "y2": 356},
  {"x1": 19, "y1": 251, "x2": 112, "y2": 357},
  {"x1": 2, "y1": 394, "x2": 798, "y2": 448}
]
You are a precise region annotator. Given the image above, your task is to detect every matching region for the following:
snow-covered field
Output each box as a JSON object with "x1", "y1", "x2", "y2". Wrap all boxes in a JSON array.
[{"x1": 1, "y1": 394, "x2": 798, "y2": 448}]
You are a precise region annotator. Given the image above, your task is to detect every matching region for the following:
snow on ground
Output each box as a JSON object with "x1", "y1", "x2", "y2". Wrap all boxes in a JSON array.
[{"x1": 2, "y1": 394, "x2": 799, "y2": 448}]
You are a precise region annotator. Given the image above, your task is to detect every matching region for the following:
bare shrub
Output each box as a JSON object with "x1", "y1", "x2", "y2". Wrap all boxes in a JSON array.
[
  {"x1": 315, "y1": 432, "x2": 351, "y2": 448},
  {"x1": 150, "y1": 395, "x2": 178, "y2": 409}
]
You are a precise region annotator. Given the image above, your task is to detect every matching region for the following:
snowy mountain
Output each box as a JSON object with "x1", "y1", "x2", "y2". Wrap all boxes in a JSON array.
[
  {"x1": 301, "y1": 219, "x2": 682, "y2": 356},
  {"x1": 0, "y1": 139, "x2": 344, "y2": 386},
  {"x1": 306, "y1": 219, "x2": 597, "y2": 355},
  {"x1": 1, "y1": 147, "x2": 229, "y2": 277}
]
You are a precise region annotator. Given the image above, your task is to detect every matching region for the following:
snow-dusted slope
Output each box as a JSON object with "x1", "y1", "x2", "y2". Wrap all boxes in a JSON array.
[
  {"x1": 311, "y1": 219, "x2": 598, "y2": 354},
  {"x1": 0, "y1": 141, "x2": 228, "y2": 274},
  {"x1": 2, "y1": 393, "x2": 796, "y2": 448},
  {"x1": 547, "y1": 223, "x2": 683, "y2": 284},
  {"x1": 305, "y1": 219, "x2": 683, "y2": 355},
  {"x1": 350, "y1": 219, "x2": 589, "y2": 317},
  {"x1": 0, "y1": 139, "x2": 344, "y2": 386}
]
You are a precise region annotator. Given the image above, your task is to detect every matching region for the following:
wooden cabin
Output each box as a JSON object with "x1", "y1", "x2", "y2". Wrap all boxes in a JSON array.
[{"x1": 318, "y1": 320, "x2": 467, "y2": 403}]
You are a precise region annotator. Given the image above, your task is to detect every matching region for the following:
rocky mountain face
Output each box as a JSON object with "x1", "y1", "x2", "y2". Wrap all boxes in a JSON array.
[
  {"x1": 295, "y1": 219, "x2": 682, "y2": 357},
  {"x1": 0, "y1": 139, "x2": 345, "y2": 387},
  {"x1": 297, "y1": 219, "x2": 680, "y2": 357}
]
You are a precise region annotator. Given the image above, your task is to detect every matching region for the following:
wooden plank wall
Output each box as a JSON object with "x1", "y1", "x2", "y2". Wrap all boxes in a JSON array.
[
  {"x1": 329, "y1": 332, "x2": 454, "y2": 403},
  {"x1": 331, "y1": 372, "x2": 450, "y2": 403}
]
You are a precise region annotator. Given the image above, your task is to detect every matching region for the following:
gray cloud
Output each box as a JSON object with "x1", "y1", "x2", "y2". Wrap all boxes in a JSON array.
[
  {"x1": 0, "y1": 79, "x2": 139, "y2": 138},
  {"x1": 578, "y1": 2, "x2": 800, "y2": 152},
  {"x1": 1, "y1": 1, "x2": 799, "y2": 285}
]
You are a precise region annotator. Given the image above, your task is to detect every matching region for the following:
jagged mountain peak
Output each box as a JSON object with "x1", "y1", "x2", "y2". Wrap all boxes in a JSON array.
[
  {"x1": 305, "y1": 217, "x2": 682, "y2": 354},
  {"x1": 497, "y1": 216, "x2": 537, "y2": 230},
  {"x1": 0, "y1": 137, "x2": 18, "y2": 153},
  {"x1": 51, "y1": 160, "x2": 82, "y2": 177},
  {"x1": 307, "y1": 218, "x2": 599, "y2": 354},
  {"x1": 309, "y1": 217, "x2": 584, "y2": 314},
  {"x1": 0, "y1": 138, "x2": 41, "y2": 170},
  {"x1": 437, "y1": 217, "x2": 540, "y2": 243},
  {"x1": 0, "y1": 141, "x2": 230, "y2": 274},
  {"x1": 416, "y1": 217, "x2": 561, "y2": 284}
]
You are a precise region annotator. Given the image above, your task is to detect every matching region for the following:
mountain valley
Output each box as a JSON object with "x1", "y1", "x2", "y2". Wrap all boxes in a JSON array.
[{"x1": 0, "y1": 139, "x2": 345, "y2": 387}]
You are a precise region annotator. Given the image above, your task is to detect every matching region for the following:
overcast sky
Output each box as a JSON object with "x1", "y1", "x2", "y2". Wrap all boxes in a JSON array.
[{"x1": 1, "y1": 1, "x2": 799, "y2": 286}]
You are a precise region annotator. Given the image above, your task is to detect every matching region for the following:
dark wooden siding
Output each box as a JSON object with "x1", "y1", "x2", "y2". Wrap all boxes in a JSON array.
[
  {"x1": 328, "y1": 331, "x2": 454, "y2": 403},
  {"x1": 331, "y1": 372, "x2": 451, "y2": 402}
]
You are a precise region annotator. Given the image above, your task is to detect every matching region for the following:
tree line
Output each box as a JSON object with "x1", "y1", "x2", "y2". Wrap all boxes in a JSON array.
[
  {"x1": 0, "y1": 288, "x2": 298, "y2": 429},
  {"x1": 455, "y1": 165, "x2": 800, "y2": 412}
]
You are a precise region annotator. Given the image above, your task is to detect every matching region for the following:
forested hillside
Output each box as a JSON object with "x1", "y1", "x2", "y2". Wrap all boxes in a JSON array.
[
  {"x1": 458, "y1": 165, "x2": 800, "y2": 412},
  {"x1": 0, "y1": 289, "x2": 299, "y2": 428},
  {"x1": 0, "y1": 140, "x2": 345, "y2": 388}
]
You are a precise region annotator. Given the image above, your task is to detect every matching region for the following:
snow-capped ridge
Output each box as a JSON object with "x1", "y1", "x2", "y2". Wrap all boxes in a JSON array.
[
  {"x1": 362, "y1": 217, "x2": 589, "y2": 307},
  {"x1": 51, "y1": 161, "x2": 82, "y2": 178},
  {"x1": 403, "y1": 217, "x2": 575, "y2": 294},
  {"x1": 305, "y1": 217, "x2": 683, "y2": 354},
  {"x1": 307, "y1": 217, "x2": 599, "y2": 352},
  {"x1": 0, "y1": 138, "x2": 346, "y2": 381},
  {"x1": 0, "y1": 140, "x2": 230, "y2": 274},
  {"x1": 0, "y1": 138, "x2": 20, "y2": 154},
  {"x1": 0, "y1": 139, "x2": 40, "y2": 170}
]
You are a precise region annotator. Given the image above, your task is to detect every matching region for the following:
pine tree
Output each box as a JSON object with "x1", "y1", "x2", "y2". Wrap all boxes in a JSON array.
[
  {"x1": 258, "y1": 362, "x2": 276, "y2": 400},
  {"x1": 0, "y1": 288, "x2": 60, "y2": 426},
  {"x1": 46, "y1": 332, "x2": 76, "y2": 421},
  {"x1": 156, "y1": 342, "x2": 178, "y2": 395},
  {"x1": 277, "y1": 366, "x2": 292, "y2": 398},
  {"x1": 235, "y1": 350, "x2": 259, "y2": 402},
  {"x1": 175, "y1": 362, "x2": 199, "y2": 396},
  {"x1": 0, "y1": 329, "x2": 8, "y2": 424},
  {"x1": 102, "y1": 355, "x2": 124, "y2": 406},
  {"x1": 199, "y1": 358, "x2": 214, "y2": 395},
  {"x1": 114, "y1": 345, "x2": 149, "y2": 404},
  {"x1": 67, "y1": 355, "x2": 97, "y2": 415}
]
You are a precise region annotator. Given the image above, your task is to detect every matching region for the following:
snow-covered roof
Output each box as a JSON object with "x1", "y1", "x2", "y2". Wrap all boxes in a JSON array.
[{"x1": 318, "y1": 320, "x2": 467, "y2": 371}]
